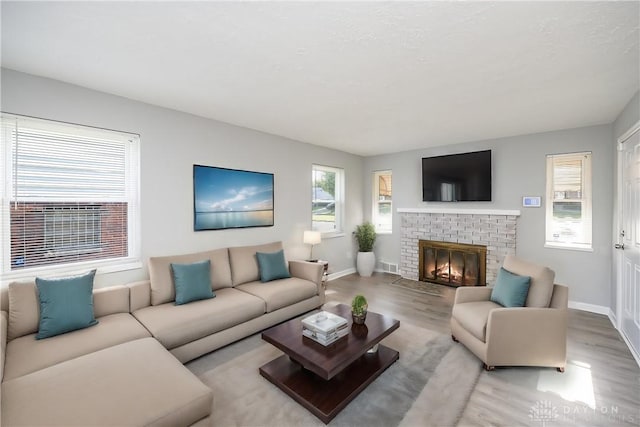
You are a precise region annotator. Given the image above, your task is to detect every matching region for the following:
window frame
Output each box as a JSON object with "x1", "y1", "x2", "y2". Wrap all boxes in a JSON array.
[
  {"x1": 311, "y1": 164, "x2": 344, "y2": 237},
  {"x1": 0, "y1": 114, "x2": 141, "y2": 280},
  {"x1": 372, "y1": 170, "x2": 392, "y2": 234},
  {"x1": 545, "y1": 151, "x2": 593, "y2": 251}
]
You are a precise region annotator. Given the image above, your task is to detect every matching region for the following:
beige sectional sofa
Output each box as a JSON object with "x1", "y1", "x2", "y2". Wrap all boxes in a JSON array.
[{"x1": 0, "y1": 241, "x2": 324, "y2": 426}]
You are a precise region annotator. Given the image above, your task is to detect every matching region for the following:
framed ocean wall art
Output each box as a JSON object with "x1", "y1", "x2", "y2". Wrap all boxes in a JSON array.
[{"x1": 193, "y1": 165, "x2": 274, "y2": 231}]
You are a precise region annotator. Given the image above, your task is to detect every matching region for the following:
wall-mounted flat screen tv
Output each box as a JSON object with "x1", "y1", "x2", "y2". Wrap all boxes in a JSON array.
[
  {"x1": 422, "y1": 150, "x2": 492, "y2": 202},
  {"x1": 193, "y1": 165, "x2": 274, "y2": 231}
]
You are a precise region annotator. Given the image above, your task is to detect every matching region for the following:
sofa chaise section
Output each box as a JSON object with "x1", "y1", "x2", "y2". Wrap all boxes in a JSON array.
[
  {"x1": 3, "y1": 283, "x2": 151, "y2": 381},
  {"x1": 1, "y1": 337, "x2": 212, "y2": 427}
]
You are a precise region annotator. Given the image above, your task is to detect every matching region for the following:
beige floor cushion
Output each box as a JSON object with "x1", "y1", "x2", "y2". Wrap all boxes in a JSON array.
[
  {"x1": 235, "y1": 277, "x2": 318, "y2": 312},
  {"x1": 1, "y1": 337, "x2": 212, "y2": 427},
  {"x1": 133, "y1": 288, "x2": 265, "y2": 349},
  {"x1": 3, "y1": 312, "x2": 151, "y2": 381}
]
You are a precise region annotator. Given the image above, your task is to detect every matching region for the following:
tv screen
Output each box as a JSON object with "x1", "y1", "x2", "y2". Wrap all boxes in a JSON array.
[{"x1": 422, "y1": 150, "x2": 492, "y2": 202}]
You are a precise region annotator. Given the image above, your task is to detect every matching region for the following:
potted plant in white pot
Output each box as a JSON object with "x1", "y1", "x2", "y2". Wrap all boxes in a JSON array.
[{"x1": 354, "y1": 221, "x2": 376, "y2": 277}]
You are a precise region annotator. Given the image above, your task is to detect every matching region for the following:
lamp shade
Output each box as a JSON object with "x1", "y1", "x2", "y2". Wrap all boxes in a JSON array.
[{"x1": 303, "y1": 230, "x2": 322, "y2": 245}]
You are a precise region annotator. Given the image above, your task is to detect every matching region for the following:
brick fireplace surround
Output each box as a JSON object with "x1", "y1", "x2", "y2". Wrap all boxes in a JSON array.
[{"x1": 398, "y1": 208, "x2": 521, "y2": 286}]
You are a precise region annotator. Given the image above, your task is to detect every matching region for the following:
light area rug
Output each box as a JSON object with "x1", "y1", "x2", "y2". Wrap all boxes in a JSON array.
[{"x1": 186, "y1": 321, "x2": 482, "y2": 427}]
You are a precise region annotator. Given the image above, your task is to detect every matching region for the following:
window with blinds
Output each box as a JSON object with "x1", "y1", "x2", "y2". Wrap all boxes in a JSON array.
[
  {"x1": 373, "y1": 170, "x2": 392, "y2": 233},
  {"x1": 0, "y1": 114, "x2": 140, "y2": 276},
  {"x1": 545, "y1": 152, "x2": 592, "y2": 250}
]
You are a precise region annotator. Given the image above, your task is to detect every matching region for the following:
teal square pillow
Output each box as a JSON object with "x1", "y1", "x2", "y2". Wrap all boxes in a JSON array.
[
  {"x1": 490, "y1": 267, "x2": 531, "y2": 307},
  {"x1": 256, "y1": 249, "x2": 291, "y2": 282},
  {"x1": 35, "y1": 269, "x2": 98, "y2": 340},
  {"x1": 171, "y1": 260, "x2": 215, "y2": 305}
]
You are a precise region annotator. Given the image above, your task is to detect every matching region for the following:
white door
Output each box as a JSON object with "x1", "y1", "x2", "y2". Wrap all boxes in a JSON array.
[{"x1": 617, "y1": 125, "x2": 640, "y2": 361}]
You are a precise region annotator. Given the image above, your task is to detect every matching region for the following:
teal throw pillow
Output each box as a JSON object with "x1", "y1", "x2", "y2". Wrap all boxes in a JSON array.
[
  {"x1": 35, "y1": 269, "x2": 98, "y2": 340},
  {"x1": 256, "y1": 249, "x2": 291, "y2": 282},
  {"x1": 490, "y1": 267, "x2": 531, "y2": 307},
  {"x1": 171, "y1": 260, "x2": 215, "y2": 305}
]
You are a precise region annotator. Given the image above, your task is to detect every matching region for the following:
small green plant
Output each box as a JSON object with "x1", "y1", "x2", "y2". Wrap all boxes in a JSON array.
[
  {"x1": 351, "y1": 295, "x2": 368, "y2": 316},
  {"x1": 354, "y1": 222, "x2": 376, "y2": 252}
]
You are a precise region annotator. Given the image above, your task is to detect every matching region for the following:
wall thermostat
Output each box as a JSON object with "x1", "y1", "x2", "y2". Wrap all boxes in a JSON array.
[{"x1": 522, "y1": 196, "x2": 541, "y2": 207}]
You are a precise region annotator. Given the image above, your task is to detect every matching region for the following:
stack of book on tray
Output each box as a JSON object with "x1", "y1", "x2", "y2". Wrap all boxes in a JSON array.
[{"x1": 302, "y1": 311, "x2": 349, "y2": 346}]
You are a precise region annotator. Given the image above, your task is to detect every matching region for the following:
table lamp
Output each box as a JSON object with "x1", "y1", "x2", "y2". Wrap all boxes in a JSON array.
[{"x1": 303, "y1": 230, "x2": 322, "y2": 262}]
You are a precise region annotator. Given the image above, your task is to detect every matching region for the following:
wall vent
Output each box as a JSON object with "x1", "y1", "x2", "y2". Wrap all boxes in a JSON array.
[{"x1": 377, "y1": 260, "x2": 399, "y2": 274}]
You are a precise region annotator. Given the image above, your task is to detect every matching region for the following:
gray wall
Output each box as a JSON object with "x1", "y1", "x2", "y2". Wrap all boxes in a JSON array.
[
  {"x1": 611, "y1": 91, "x2": 640, "y2": 316},
  {"x1": 364, "y1": 125, "x2": 614, "y2": 307},
  {"x1": 1, "y1": 69, "x2": 363, "y2": 287}
]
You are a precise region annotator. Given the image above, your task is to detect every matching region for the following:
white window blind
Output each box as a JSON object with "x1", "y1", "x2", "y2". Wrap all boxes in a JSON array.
[
  {"x1": 545, "y1": 152, "x2": 592, "y2": 250},
  {"x1": 0, "y1": 114, "x2": 140, "y2": 276}
]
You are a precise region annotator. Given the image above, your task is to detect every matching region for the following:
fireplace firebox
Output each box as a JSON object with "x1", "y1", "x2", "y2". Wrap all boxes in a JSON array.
[{"x1": 418, "y1": 240, "x2": 486, "y2": 287}]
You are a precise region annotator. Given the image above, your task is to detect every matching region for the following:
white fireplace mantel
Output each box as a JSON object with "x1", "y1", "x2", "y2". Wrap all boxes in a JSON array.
[{"x1": 397, "y1": 207, "x2": 521, "y2": 216}]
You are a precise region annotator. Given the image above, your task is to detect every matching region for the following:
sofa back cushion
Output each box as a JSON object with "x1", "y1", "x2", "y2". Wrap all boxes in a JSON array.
[
  {"x1": 7, "y1": 281, "x2": 130, "y2": 341},
  {"x1": 148, "y1": 248, "x2": 231, "y2": 306},
  {"x1": 229, "y1": 241, "x2": 283, "y2": 286},
  {"x1": 502, "y1": 255, "x2": 555, "y2": 308},
  {"x1": 7, "y1": 282, "x2": 39, "y2": 341}
]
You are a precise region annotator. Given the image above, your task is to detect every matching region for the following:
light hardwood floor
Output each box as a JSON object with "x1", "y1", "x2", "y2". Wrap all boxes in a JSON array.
[{"x1": 326, "y1": 273, "x2": 640, "y2": 427}]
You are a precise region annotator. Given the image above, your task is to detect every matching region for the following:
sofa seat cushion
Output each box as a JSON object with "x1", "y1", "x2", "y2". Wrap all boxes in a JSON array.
[
  {"x1": 451, "y1": 300, "x2": 501, "y2": 343},
  {"x1": 1, "y1": 338, "x2": 212, "y2": 427},
  {"x1": 133, "y1": 287, "x2": 265, "y2": 349},
  {"x1": 3, "y1": 312, "x2": 151, "y2": 381},
  {"x1": 235, "y1": 277, "x2": 318, "y2": 312}
]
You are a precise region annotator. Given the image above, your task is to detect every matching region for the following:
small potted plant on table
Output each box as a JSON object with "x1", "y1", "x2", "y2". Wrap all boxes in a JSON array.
[{"x1": 351, "y1": 295, "x2": 368, "y2": 325}]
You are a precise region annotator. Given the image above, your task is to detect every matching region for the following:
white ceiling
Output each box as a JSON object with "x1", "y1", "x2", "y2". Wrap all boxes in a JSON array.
[{"x1": 1, "y1": 1, "x2": 639, "y2": 156}]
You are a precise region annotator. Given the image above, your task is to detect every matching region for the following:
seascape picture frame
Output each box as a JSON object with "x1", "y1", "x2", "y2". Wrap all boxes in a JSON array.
[{"x1": 193, "y1": 165, "x2": 274, "y2": 231}]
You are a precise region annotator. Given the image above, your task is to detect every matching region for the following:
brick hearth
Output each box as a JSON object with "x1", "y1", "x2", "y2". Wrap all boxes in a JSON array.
[{"x1": 398, "y1": 208, "x2": 520, "y2": 286}]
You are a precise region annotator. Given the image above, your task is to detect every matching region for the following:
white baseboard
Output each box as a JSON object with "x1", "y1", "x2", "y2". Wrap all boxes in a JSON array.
[
  {"x1": 327, "y1": 268, "x2": 356, "y2": 281},
  {"x1": 568, "y1": 300, "x2": 609, "y2": 315},
  {"x1": 608, "y1": 309, "x2": 618, "y2": 327},
  {"x1": 373, "y1": 268, "x2": 401, "y2": 275}
]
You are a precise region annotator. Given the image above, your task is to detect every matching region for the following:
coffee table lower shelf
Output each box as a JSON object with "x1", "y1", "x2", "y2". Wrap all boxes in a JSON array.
[{"x1": 259, "y1": 344, "x2": 399, "y2": 424}]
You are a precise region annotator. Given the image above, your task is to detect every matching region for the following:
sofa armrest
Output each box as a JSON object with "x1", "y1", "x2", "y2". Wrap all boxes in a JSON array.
[
  {"x1": 454, "y1": 286, "x2": 492, "y2": 304},
  {"x1": 486, "y1": 306, "x2": 568, "y2": 366},
  {"x1": 289, "y1": 261, "x2": 323, "y2": 290},
  {"x1": 126, "y1": 280, "x2": 151, "y2": 312},
  {"x1": 550, "y1": 284, "x2": 569, "y2": 309},
  {"x1": 1, "y1": 310, "x2": 7, "y2": 381}
]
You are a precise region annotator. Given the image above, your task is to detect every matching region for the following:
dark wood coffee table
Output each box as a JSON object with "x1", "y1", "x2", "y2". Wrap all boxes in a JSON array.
[{"x1": 259, "y1": 303, "x2": 400, "y2": 423}]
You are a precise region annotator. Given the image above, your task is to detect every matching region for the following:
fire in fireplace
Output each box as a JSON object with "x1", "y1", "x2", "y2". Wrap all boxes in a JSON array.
[{"x1": 419, "y1": 240, "x2": 486, "y2": 286}]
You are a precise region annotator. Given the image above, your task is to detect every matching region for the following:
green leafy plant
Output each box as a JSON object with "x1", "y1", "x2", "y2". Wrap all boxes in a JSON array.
[
  {"x1": 351, "y1": 295, "x2": 368, "y2": 316},
  {"x1": 354, "y1": 221, "x2": 376, "y2": 252}
]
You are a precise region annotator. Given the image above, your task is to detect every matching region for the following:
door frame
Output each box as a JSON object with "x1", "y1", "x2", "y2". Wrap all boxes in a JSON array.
[{"x1": 615, "y1": 119, "x2": 640, "y2": 367}]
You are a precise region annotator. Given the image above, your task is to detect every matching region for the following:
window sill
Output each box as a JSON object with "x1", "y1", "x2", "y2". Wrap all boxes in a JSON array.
[
  {"x1": 1, "y1": 258, "x2": 142, "y2": 284},
  {"x1": 375, "y1": 231, "x2": 392, "y2": 235},
  {"x1": 544, "y1": 243, "x2": 594, "y2": 253},
  {"x1": 320, "y1": 231, "x2": 346, "y2": 239}
]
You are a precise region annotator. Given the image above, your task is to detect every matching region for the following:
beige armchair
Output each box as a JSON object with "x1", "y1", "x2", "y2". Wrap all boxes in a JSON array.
[{"x1": 450, "y1": 255, "x2": 568, "y2": 372}]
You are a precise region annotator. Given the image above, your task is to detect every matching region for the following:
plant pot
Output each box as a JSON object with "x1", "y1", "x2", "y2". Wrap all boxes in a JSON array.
[
  {"x1": 351, "y1": 323, "x2": 368, "y2": 337},
  {"x1": 356, "y1": 251, "x2": 375, "y2": 277},
  {"x1": 352, "y1": 311, "x2": 367, "y2": 325}
]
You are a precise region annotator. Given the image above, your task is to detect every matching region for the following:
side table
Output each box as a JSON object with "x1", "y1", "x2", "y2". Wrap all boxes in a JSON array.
[{"x1": 306, "y1": 259, "x2": 329, "y2": 288}]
